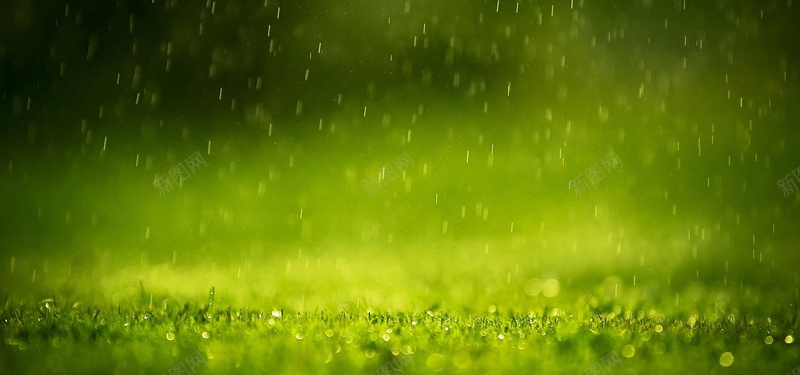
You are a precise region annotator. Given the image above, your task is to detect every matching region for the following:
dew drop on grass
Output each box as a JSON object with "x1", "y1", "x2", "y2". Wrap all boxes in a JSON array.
[
  {"x1": 719, "y1": 352, "x2": 734, "y2": 367},
  {"x1": 765, "y1": 336, "x2": 774, "y2": 345},
  {"x1": 655, "y1": 324, "x2": 663, "y2": 333},
  {"x1": 621, "y1": 344, "x2": 635, "y2": 358},
  {"x1": 201, "y1": 331, "x2": 210, "y2": 339},
  {"x1": 785, "y1": 335, "x2": 794, "y2": 344},
  {"x1": 426, "y1": 353, "x2": 446, "y2": 372},
  {"x1": 166, "y1": 332, "x2": 175, "y2": 341}
]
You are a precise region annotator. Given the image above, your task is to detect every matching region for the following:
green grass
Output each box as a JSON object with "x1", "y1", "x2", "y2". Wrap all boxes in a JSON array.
[
  {"x1": 2, "y1": 239, "x2": 799, "y2": 374},
  {"x1": 2, "y1": 295, "x2": 797, "y2": 374}
]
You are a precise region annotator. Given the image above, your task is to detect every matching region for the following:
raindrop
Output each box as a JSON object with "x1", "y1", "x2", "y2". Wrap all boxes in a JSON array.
[
  {"x1": 621, "y1": 345, "x2": 635, "y2": 358},
  {"x1": 719, "y1": 352, "x2": 734, "y2": 367}
]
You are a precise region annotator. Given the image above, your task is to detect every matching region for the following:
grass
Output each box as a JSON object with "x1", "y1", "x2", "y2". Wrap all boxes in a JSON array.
[
  {"x1": 2, "y1": 238, "x2": 799, "y2": 374},
  {"x1": 1, "y1": 295, "x2": 797, "y2": 374}
]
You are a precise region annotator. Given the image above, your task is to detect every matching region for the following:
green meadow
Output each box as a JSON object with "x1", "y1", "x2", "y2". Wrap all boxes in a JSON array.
[{"x1": 2, "y1": 0, "x2": 800, "y2": 373}]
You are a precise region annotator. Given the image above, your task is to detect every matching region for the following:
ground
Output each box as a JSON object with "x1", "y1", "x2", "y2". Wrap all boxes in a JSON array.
[{"x1": 2, "y1": 239, "x2": 798, "y2": 374}]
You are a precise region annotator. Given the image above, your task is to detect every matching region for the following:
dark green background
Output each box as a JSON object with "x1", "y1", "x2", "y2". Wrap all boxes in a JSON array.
[{"x1": 1, "y1": 0, "x2": 799, "y2": 327}]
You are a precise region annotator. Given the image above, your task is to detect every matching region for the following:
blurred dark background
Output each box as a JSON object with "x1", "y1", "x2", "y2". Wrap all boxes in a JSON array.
[{"x1": 1, "y1": 0, "x2": 799, "y2": 291}]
